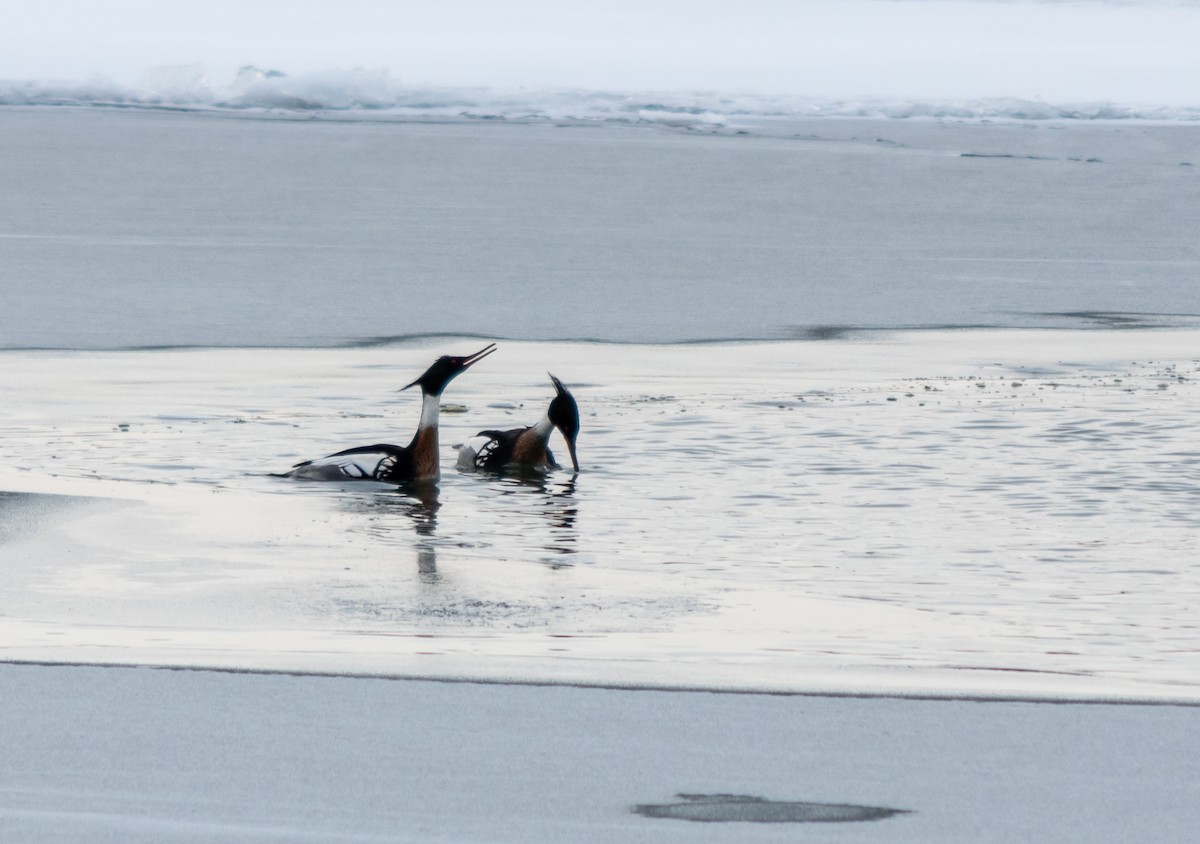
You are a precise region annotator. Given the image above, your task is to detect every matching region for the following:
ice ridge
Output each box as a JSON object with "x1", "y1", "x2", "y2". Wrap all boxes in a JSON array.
[{"x1": 2, "y1": 66, "x2": 1198, "y2": 125}]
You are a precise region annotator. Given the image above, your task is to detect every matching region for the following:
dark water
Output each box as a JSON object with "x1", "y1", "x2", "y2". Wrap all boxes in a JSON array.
[
  {"x1": 2, "y1": 107, "x2": 1198, "y2": 349},
  {"x1": 631, "y1": 793, "x2": 909, "y2": 823}
]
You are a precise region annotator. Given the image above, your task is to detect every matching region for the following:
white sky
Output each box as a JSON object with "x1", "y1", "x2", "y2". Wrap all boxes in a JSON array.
[{"x1": 3, "y1": 0, "x2": 1199, "y2": 102}]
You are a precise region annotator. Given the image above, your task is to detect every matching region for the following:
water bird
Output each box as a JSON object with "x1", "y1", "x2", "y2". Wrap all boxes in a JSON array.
[
  {"x1": 457, "y1": 374, "x2": 580, "y2": 473},
  {"x1": 279, "y1": 343, "x2": 496, "y2": 484}
]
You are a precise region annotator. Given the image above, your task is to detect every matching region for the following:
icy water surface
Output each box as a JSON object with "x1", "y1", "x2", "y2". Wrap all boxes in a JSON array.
[
  {"x1": 3, "y1": 109, "x2": 1199, "y2": 348},
  {"x1": 3, "y1": 96, "x2": 1199, "y2": 701},
  {"x1": 1, "y1": 333, "x2": 1197, "y2": 699}
]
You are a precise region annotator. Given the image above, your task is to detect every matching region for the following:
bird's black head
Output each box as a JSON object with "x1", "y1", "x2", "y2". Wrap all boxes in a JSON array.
[
  {"x1": 402, "y1": 343, "x2": 497, "y2": 396},
  {"x1": 547, "y1": 373, "x2": 580, "y2": 473}
]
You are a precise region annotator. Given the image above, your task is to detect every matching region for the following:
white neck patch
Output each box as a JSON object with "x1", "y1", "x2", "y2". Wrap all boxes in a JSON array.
[
  {"x1": 417, "y1": 392, "x2": 441, "y2": 431},
  {"x1": 532, "y1": 412, "x2": 554, "y2": 440}
]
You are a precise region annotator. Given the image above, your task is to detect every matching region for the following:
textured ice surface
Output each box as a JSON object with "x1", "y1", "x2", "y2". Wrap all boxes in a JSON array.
[{"x1": 3, "y1": 0, "x2": 1200, "y2": 108}]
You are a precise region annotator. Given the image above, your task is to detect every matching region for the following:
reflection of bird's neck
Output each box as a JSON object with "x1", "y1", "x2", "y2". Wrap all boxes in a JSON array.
[
  {"x1": 413, "y1": 493, "x2": 440, "y2": 537},
  {"x1": 418, "y1": 545, "x2": 438, "y2": 578},
  {"x1": 413, "y1": 510, "x2": 438, "y2": 537},
  {"x1": 410, "y1": 391, "x2": 443, "y2": 481}
]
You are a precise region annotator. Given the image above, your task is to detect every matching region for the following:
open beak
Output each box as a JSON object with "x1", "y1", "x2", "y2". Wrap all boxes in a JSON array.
[
  {"x1": 459, "y1": 342, "x2": 498, "y2": 370},
  {"x1": 400, "y1": 343, "x2": 497, "y2": 390}
]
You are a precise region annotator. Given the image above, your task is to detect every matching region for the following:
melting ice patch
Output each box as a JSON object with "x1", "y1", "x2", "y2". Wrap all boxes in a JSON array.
[{"x1": 3, "y1": 334, "x2": 1200, "y2": 698}]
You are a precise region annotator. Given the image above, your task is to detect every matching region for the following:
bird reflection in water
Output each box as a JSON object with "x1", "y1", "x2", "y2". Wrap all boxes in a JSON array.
[
  {"x1": 341, "y1": 483, "x2": 443, "y2": 582},
  {"x1": 492, "y1": 472, "x2": 579, "y2": 562},
  {"x1": 337, "y1": 472, "x2": 578, "y2": 576},
  {"x1": 405, "y1": 484, "x2": 442, "y2": 581}
]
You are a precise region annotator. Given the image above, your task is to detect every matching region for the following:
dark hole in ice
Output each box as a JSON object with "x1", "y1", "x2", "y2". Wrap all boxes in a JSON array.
[{"x1": 632, "y1": 793, "x2": 909, "y2": 824}]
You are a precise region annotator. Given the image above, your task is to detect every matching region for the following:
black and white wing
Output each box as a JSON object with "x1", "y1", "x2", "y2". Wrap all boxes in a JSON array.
[
  {"x1": 456, "y1": 429, "x2": 521, "y2": 471},
  {"x1": 282, "y1": 443, "x2": 406, "y2": 482}
]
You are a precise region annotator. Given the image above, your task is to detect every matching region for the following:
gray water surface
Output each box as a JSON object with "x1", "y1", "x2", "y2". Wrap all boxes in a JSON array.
[{"x1": 2, "y1": 108, "x2": 1198, "y2": 348}]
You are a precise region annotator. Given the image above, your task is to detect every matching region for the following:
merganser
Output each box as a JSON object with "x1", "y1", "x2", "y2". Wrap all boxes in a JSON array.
[
  {"x1": 457, "y1": 373, "x2": 579, "y2": 473},
  {"x1": 279, "y1": 343, "x2": 496, "y2": 484}
]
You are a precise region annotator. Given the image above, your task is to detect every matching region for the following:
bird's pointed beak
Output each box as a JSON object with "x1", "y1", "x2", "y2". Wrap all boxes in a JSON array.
[
  {"x1": 565, "y1": 435, "x2": 580, "y2": 474},
  {"x1": 399, "y1": 343, "x2": 497, "y2": 391},
  {"x1": 460, "y1": 342, "x2": 498, "y2": 371}
]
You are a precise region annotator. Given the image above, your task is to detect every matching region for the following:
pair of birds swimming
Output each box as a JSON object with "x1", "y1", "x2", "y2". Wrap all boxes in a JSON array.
[{"x1": 279, "y1": 343, "x2": 579, "y2": 484}]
